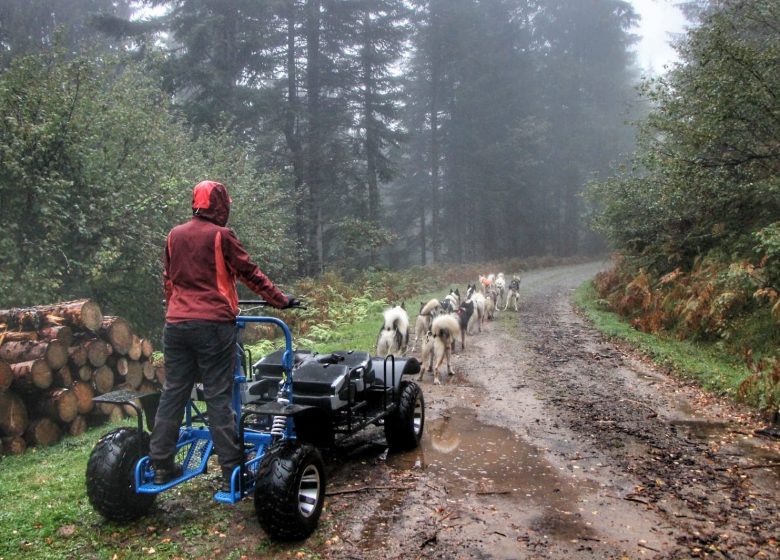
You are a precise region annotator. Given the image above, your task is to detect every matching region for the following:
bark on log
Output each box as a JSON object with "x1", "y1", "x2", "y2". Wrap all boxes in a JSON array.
[
  {"x1": 70, "y1": 380, "x2": 95, "y2": 414},
  {"x1": 141, "y1": 338, "x2": 154, "y2": 359},
  {"x1": 0, "y1": 339, "x2": 68, "y2": 370},
  {"x1": 1, "y1": 331, "x2": 38, "y2": 342},
  {"x1": 0, "y1": 392, "x2": 28, "y2": 436},
  {"x1": 85, "y1": 339, "x2": 109, "y2": 368},
  {"x1": 36, "y1": 387, "x2": 79, "y2": 423},
  {"x1": 25, "y1": 417, "x2": 61, "y2": 446},
  {"x1": 65, "y1": 414, "x2": 87, "y2": 437},
  {"x1": 101, "y1": 317, "x2": 133, "y2": 356},
  {"x1": 39, "y1": 325, "x2": 74, "y2": 347},
  {"x1": 68, "y1": 345, "x2": 88, "y2": 367},
  {"x1": 53, "y1": 365, "x2": 74, "y2": 387},
  {"x1": 0, "y1": 359, "x2": 12, "y2": 392},
  {"x1": 0, "y1": 299, "x2": 103, "y2": 332},
  {"x1": 126, "y1": 360, "x2": 143, "y2": 390},
  {"x1": 2, "y1": 435, "x2": 26, "y2": 455},
  {"x1": 92, "y1": 365, "x2": 115, "y2": 395},
  {"x1": 10, "y1": 359, "x2": 52, "y2": 392},
  {"x1": 128, "y1": 335, "x2": 142, "y2": 361}
]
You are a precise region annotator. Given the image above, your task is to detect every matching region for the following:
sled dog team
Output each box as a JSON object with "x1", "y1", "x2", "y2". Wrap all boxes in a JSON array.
[{"x1": 376, "y1": 272, "x2": 522, "y2": 385}]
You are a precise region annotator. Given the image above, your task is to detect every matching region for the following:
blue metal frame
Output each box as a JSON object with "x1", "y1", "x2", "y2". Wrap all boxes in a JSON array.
[{"x1": 135, "y1": 315, "x2": 295, "y2": 503}]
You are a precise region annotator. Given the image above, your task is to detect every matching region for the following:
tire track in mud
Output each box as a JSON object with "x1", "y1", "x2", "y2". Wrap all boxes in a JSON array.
[{"x1": 317, "y1": 262, "x2": 779, "y2": 560}]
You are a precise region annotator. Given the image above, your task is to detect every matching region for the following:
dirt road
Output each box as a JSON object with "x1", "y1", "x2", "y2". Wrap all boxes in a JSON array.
[{"x1": 320, "y1": 261, "x2": 780, "y2": 559}]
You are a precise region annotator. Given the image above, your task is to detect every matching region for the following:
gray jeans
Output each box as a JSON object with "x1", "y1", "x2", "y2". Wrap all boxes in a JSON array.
[{"x1": 149, "y1": 321, "x2": 242, "y2": 470}]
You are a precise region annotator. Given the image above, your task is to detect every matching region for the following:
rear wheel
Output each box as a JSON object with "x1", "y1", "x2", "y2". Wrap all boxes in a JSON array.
[
  {"x1": 385, "y1": 381, "x2": 425, "y2": 451},
  {"x1": 254, "y1": 440, "x2": 325, "y2": 541},
  {"x1": 86, "y1": 427, "x2": 156, "y2": 522}
]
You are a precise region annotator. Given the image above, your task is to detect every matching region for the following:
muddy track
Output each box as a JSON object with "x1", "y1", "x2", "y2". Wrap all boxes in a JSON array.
[{"x1": 318, "y1": 262, "x2": 780, "y2": 560}]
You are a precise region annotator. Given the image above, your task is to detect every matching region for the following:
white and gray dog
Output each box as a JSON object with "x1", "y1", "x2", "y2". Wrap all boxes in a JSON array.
[
  {"x1": 419, "y1": 313, "x2": 461, "y2": 385},
  {"x1": 376, "y1": 304, "x2": 410, "y2": 357},
  {"x1": 411, "y1": 298, "x2": 441, "y2": 352}
]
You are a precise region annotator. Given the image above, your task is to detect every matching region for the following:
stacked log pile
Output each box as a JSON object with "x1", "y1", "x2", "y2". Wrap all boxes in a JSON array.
[{"x1": 0, "y1": 300, "x2": 164, "y2": 455}]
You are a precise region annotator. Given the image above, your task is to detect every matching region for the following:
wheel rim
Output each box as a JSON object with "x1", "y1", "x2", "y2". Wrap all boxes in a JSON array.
[
  {"x1": 298, "y1": 464, "x2": 321, "y2": 518},
  {"x1": 413, "y1": 394, "x2": 424, "y2": 437}
]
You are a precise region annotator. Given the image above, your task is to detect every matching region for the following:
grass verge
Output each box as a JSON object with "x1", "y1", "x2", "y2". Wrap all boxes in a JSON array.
[{"x1": 574, "y1": 280, "x2": 752, "y2": 401}]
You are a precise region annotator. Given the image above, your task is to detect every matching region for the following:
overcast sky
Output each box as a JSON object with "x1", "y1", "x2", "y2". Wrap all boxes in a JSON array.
[{"x1": 629, "y1": 0, "x2": 689, "y2": 74}]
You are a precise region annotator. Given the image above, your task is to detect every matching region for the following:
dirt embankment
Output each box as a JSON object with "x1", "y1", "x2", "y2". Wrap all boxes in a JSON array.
[{"x1": 319, "y1": 261, "x2": 780, "y2": 560}]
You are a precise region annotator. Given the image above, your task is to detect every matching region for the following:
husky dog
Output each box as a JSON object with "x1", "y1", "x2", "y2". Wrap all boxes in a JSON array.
[
  {"x1": 494, "y1": 273, "x2": 506, "y2": 308},
  {"x1": 418, "y1": 314, "x2": 461, "y2": 385},
  {"x1": 465, "y1": 284, "x2": 486, "y2": 333},
  {"x1": 411, "y1": 298, "x2": 441, "y2": 352},
  {"x1": 376, "y1": 304, "x2": 410, "y2": 357},
  {"x1": 479, "y1": 274, "x2": 493, "y2": 294},
  {"x1": 504, "y1": 276, "x2": 521, "y2": 311},
  {"x1": 441, "y1": 288, "x2": 460, "y2": 313},
  {"x1": 485, "y1": 288, "x2": 497, "y2": 320},
  {"x1": 454, "y1": 299, "x2": 474, "y2": 350}
]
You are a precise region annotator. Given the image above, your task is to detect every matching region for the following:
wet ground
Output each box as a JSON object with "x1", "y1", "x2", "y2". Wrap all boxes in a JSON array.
[{"x1": 317, "y1": 261, "x2": 780, "y2": 559}]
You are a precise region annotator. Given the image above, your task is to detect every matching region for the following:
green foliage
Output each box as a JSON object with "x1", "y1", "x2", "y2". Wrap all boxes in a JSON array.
[
  {"x1": 585, "y1": 1, "x2": 780, "y2": 404},
  {"x1": 753, "y1": 222, "x2": 780, "y2": 290},
  {"x1": 0, "y1": 49, "x2": 293, "y2": 334},
  {"x1": 588, "y1": 0, "x2": 780, "y2": 271}
]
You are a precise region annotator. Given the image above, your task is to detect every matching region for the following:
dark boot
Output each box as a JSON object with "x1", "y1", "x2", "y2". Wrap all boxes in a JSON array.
[
  {"x1": 221, "y1": 465, "x2": 240, "y2": 493},
  {"x1": 153, "y1": 459, "x2": 182, "y2": 485}
]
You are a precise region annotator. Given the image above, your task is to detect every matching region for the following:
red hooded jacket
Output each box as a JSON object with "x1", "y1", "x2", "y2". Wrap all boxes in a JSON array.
[{"x1": 163, "y1": 181, "x2": 289, "y2": 323}]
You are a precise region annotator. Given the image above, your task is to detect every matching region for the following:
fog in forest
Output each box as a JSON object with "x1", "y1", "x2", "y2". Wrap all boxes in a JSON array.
[{"x1": 0, "y1": 0, "x2": 674, "y2": 328}]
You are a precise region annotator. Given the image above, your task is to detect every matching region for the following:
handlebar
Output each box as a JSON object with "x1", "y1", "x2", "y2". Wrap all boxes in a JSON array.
[{"x1": 237, "y1": 299, "x2": 307, "y2": 310}]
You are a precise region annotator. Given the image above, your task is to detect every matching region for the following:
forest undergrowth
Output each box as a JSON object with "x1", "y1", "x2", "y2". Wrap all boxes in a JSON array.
[{"x1": 589, "y1": 254, "x2": 780, "y2": 413}]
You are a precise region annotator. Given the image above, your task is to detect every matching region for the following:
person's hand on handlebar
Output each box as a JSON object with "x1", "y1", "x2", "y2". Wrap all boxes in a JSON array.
[{"x1": 284, "y1": 296, "x2": 302, "y2": 309}]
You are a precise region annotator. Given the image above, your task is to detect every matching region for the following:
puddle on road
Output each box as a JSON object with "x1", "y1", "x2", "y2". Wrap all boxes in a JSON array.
[{"x1": 385, "y1": 408, "x2": 595, "y2": 540}]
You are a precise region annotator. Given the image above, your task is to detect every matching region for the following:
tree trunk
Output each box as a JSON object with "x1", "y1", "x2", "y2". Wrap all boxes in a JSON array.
[
  {"x1": 0, "y1": 391, "x2": 28, "y2": 436},
  {"x1": 92, "y1": 365, "x2": 115, "y2": 395},
  {"x1": 35, "y1": 387, "x2": 78, "y2": 423},
  {"x1": 85, "y1": 339, "x2": 109, "y2": 367},
  {"x1": 10, "y1": 359, "x2": 52, "y2": 392},
  {"x1": 0, "y1": 299, "x2": 102, "y2": 332},
  {"x1": 25, "y1": 417, "x2": 61, "y2": 446},
  {"x1": 0, "y1": 359, "x2": 12, "y2": 392},
  {"x1": 0, "y1": 339, "x2": 68, "y2": 370},
  {"x1": 2, "y1": 435, "x2": 26, "y2": 455},
  {"x1": 70, "y1": 380, "x2": 94, "y2": 414},
  {"x1": 306, "y1": 0, "x2": 324, "y2": 276}
]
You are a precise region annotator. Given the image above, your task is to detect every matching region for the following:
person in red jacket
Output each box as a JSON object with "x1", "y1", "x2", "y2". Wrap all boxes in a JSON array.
[{"x1": 150, "y1": 180, "x2": 297, "y2": 488}]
